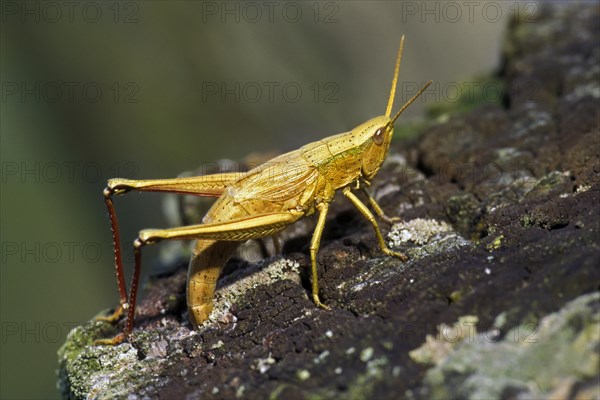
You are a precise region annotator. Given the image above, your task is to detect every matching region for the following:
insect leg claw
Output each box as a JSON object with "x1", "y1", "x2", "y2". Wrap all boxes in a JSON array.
[
  {"x1": 383, "y1": 248, "x2": 408, "y2": 262},
  {"x1": 93, "y1": 332, "x2": 127, "y2": 346},
  {"x1": 95, "y1": 303, "x2": 126, "y2": 324},
  {"x1": 382, "y1": 216, "x2": 403, "y2": 225},
  {"x1": 313, "y1": 294, "x2": 331, "y2": 310}
]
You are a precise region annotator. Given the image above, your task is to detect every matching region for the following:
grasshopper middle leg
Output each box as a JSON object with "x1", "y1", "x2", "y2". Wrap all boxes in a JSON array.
[{"x1": 309, "y1": 202, "x2": 331, "y2": 310}]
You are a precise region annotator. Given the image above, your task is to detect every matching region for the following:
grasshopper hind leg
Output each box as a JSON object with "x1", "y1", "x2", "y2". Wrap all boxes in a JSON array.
[
  {"x1": 95, "y1": 172, "x2": 243, "y2": 345},
  {"x1": 95, "y1": 186, "x2": 129, "y2": 327},
  {"x1": 94, "y1": 237, "x2": 145, "y2": 346},
  {"x1": 187, "y1": 240, "x2": 239, "y2": 328}
]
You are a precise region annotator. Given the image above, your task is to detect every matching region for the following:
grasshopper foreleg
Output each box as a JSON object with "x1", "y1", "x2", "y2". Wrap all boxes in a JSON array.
[
  {"x1": 362, "y1": 187, "x2": 402, "y2": 225},
  {"x1": 344, "y1": 187, "x2": 408, "y2": 261}
]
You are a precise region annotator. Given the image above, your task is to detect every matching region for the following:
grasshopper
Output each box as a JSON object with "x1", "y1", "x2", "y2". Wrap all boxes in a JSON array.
[{"x1": 96, "y1": 36, "x2": 431, "y2": 345}]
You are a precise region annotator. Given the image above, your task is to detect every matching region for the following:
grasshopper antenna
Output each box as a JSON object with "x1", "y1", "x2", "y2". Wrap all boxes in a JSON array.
[
  {"x1": 385, "y1": 35, "x2": 405, "y2": 117},
  {"x1": 390, "y1": 80, "x2": 433, "y2": 126}
]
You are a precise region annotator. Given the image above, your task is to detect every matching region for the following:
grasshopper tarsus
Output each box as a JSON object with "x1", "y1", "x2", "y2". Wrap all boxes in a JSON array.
[
  {"x1": 383, "y1": 248, "x2": 409, "y2": 262},
  {"x1": 93, "y1": 332, "x2": 127, "y2": 346},
  {"x1": 312, "y1": 294, "x2": 331, "y2": 311},
  {"x1": 95, "y1": 304, "x2": 126, "y2": 324},
  {"x1": 381, "y1": 216, "x2": 403, "y2": 225},
  {"x1": 97, "y1": 36, "x2": 431, "y2": 344}
]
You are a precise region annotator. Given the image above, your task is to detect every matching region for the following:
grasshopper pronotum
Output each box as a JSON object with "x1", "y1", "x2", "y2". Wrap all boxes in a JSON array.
[{"x1": 96, "y1": 36, "x2": 431, "y2": 345}]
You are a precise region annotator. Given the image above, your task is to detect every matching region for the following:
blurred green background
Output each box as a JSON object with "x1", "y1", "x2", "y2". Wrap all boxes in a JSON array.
[{"x1": 1, "y1": 1, "x2": 520, "y2": 398}]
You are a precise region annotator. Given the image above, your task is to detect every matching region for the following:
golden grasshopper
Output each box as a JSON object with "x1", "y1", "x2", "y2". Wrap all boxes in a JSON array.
[{"x1": 96, "y1": 36, "x2": 431, "y2": 345}]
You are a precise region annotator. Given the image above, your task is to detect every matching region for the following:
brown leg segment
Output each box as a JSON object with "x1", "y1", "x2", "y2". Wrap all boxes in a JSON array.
[
  {"x1": 94, "y1": 237, "x2": 144, "y2": 346},
  {"x1": 95, "y1": 173, "x2": 243, "y2": 342},
  {"x1": 95, "y1": 189, "x2": 128, "y2": 324},
  {"x1": 97, "y1": 174, "x2": 240, "y2": 323}
]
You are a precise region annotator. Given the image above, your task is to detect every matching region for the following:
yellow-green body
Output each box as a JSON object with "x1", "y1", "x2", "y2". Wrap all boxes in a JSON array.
[
  {"x1": 95, "y1": 36, "x2": 432, "y2": 344},
  {"x1": 187, "y1": 116, "x2": 393, "y2": 325}
]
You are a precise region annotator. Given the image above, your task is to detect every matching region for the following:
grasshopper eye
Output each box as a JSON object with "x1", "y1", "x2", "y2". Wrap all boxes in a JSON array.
[{"x1": 372, "y1": 127, "x2": 385, "y2": 146}]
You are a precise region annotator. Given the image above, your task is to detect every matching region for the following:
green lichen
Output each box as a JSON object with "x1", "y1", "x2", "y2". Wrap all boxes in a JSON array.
[
  {"x1": 409, "y1": 315, "x2": 479, "y2": 365},
  {"x1": 58, "y1": 319, "x2": 118, "y2": 364},
  {"x1": 420, "y1": 292, "x2": 600, "y2": 400},
  {"x1": 387, "y1": 218, "x2": 471, "y2": 262},
  {"x1": 57, "y1": 320, "x2": 119, "y2": 397},
  {"x1": 57, "y1": 321, "x2": 141, "y2": 399},
  {"x1": 57, "y1": 317, "x2": 198, "y2": 399},
  {"x1": 344, "y1": 354, "x2": 389, "y2": 400},
  {"x1": 524, "y1": 171, "x2": 572, "y2": 199},
  {"x1": 486, "y1": 235, "x2": 504, "y2": 251}
]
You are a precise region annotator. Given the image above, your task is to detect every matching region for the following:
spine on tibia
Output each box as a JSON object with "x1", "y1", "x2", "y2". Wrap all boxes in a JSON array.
[{"x1": 187, "y1": 239, "x2": 238, "y2": 328}]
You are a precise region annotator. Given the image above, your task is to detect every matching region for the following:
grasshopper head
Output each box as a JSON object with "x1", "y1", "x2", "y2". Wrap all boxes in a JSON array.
[
  {"x1": 360, "y1": 35, "x2": 432, "y2": 181},
  {"x1": 358, "y1": 115, "x2": 395, "y2": 180}
]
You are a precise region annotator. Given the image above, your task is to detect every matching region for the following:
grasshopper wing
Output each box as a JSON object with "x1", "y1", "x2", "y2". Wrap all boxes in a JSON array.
[{"x1": 228, "y1": 150, "x2": 320, "y2": 203}]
